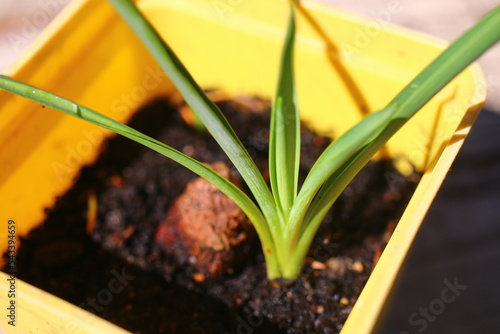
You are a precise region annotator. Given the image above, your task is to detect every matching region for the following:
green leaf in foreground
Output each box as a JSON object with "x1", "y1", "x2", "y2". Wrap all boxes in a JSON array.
[
  {"x1": 281, "y1": 4, "x2": 500, "y2": 278},
  {"x1": 106, "y1": 0, "x2": 280, "y2": 237},
  {"x1": 0, "y1": 75, "x2": 280, "y2": 278}
]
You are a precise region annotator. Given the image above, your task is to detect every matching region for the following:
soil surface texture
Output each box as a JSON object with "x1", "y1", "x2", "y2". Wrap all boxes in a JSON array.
[{"x1": 5, "y1": 95, "x2": 419, "y2": 333}]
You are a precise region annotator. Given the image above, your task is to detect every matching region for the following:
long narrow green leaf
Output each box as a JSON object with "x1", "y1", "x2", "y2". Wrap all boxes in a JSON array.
[
  {"x1": 301, "y1": 4, "x2": 500, "y2": 236},
  {"x1": 385, "y1": 5, "x2": 500, "y2": 122},
  {"x1": 107, "y1": 0, "x2": 279, "y2": 228},
  {"x1": 269, "y1": 4, "x2": 300, "y2": 219},
  {"x1": 284, "y1": 131, "x2": 395, "y2": 278},
  {"x1": 0, "y1": 75, "x2": 281, "y2": 278},
  {"x1": 286, "y1": 108, "x2": 394, "y2": 240},
  {"x1": 282, "y1": 5, "x2": 500, "y2": 278},
  {"x1": 287, "y1": 5, "x2": 500, "y2": 242}
]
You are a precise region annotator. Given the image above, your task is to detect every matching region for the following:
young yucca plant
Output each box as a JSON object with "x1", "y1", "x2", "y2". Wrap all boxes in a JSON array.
[{"x1": 1, "y1": 0, "x2": 499, "y2": 280}]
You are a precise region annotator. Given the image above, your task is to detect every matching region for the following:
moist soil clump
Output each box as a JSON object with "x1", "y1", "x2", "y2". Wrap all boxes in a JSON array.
[{"x1": 4, "y1": 95, "x2": 419, "y2": 333}]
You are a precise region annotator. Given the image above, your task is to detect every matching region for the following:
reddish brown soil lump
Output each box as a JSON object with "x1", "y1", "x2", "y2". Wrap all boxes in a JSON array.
[{"x1": 155, "y1": 161, "x2": 256, "y2": 277}]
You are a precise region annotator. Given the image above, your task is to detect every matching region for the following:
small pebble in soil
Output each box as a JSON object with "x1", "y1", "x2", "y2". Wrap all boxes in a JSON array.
[
  {"x1": 315, "y1": 305, "x2": 325, "y2": 314},
  {"x1": 351, "y1": 260, "x2": 364, "y2": 273},
  {"x1": 326, "y1": 258, "x2": 347, "y2": 277},
  {"x1": 192, "y1": 273, "x2": 205, "y2": 282},
  {"x1": 310, "y1": 260, "x2": 327, "y2": 270}
]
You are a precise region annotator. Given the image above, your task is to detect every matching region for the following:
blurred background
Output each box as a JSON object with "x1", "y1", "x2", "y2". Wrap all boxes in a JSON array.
[{"x1": 1, "y1": 0, "x2": 499, "y2": 333}]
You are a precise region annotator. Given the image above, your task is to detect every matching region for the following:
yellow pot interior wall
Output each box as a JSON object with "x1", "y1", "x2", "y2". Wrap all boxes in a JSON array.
[{"x1": 0, "y1": 0, "x2": 484, "y2": 333}]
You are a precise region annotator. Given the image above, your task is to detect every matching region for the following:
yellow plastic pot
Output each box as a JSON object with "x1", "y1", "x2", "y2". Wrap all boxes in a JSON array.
[{"x1": 0, "y1": 0, "x2": 485, "y2": 333}]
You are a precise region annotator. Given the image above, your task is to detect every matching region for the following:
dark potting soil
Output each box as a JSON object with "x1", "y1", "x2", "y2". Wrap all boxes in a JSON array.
[{"x1": 5, "y1": 95, "x2": 419, "y2": 334}]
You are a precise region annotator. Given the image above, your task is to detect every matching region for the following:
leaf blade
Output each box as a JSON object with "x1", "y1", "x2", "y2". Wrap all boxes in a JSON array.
[
  {"x1": 300, "y1": 4, "x2": 500, "y2": 236},
  {"x1": 269, "y1": 5, "x2": 300, "y2": 218},
  {"x1": 285, "y1": 108, "x2": 394, "y2": 241},
  {"x1": 107, "y1": 0, "x2": 279, "y2": 227},
  {"x1": 0, "y1": 74, "x2": 283, "y2": 278},
  {"x1": 282, "y1": 5, "x2": 500, "y2": 277}
]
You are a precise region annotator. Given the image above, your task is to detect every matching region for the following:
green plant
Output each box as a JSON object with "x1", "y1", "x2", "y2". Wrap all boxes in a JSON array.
[{"x1": 1, "y1": 1, "x2": 499, "y2": 280}]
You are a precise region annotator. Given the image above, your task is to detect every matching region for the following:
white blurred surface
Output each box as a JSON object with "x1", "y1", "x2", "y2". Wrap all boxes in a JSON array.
[
  {"x1": 0, "y1": 0, "x2": 71, "y2": 71},
  {"x1": 0, "y1": 0, "x2": 498, "y2": 111}
]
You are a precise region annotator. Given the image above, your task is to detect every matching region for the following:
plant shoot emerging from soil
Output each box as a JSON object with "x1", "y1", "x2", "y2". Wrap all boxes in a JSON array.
[{"x1": 0, "y1": 1, "x2": 499, "y2": 280}]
